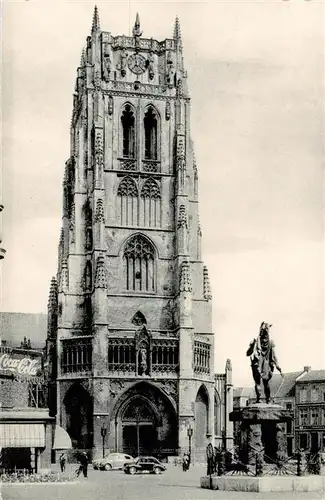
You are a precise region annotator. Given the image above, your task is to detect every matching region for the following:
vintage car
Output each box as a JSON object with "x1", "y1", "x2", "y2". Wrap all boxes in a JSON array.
[
  {"x1": 124, "y1": 456, "x2": 166, "y2": 475},
  {"x1": 93, "y1": 452, "x2": 134, "y2": 471}
]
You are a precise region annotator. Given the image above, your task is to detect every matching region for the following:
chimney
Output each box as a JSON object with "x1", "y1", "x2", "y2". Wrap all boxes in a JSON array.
[{"x1": 303, "y1": 366, "x2": 311, "y2": 372}]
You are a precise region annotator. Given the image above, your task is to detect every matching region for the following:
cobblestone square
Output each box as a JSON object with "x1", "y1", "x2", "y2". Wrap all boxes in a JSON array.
[{"x1": 2, "y1": 466, "x2": 324, "y2": 500}]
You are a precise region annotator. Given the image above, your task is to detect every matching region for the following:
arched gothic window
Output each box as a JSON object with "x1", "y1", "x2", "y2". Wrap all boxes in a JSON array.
[
  {"x1": 121, "y1": 105, "x2": 135, "y2": 158},
  {"x1": 123, "y1": 235, "x2": 155, "y2": 292},
  {"x1": 144, "y1": 107, "x2": 158, "y2": 160},
  {"x1": 140, "y1": 179, "x2": 161, "y2": 227},
  {"x1": 117, "y1": 177, "x2": 139, "y2": 226}
]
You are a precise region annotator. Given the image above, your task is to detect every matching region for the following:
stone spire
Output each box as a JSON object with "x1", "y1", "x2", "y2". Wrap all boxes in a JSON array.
[
  {"x1": 203, "y1": 265, "x2": 212, "y2": 301},
  {"x1": 95, "y1": 254, "x2": 107, "y2": 289},
  {"x1": 179, "y1": 261, "x2": 192, "y2": 292},
  {"x1": 94, "y1": 198, "x2": 105, "y2": 223},
  {"x1": 91, "y1": 5, "x2": 100, "y2": 33},
  {"x1": 173, "y1": 16, "x2": 183, "y2": 50},
  {"x1": 132, "y1": 12, "x2": 142, "y2": 37}
]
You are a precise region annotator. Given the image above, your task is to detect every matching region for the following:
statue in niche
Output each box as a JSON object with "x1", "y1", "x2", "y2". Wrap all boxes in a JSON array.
[
  {"x1": 108, "y1": 95, "x2": 113, "y2": 116},
  {"x1": 147, "y1": 51, "x2": 155, "y2": 80},
  {"x1": 139, "y1": 343, "x2": 148, "y2": 375},
  {"x1": 102, "y1": 52, "x2": 111, "y2": 82},
  {"x1": 166, "y1": 52, "x2": 174, "y2": 87},
  {"x1": 246, "y1": 322, "x2": 283, "y2": 404},
  {"x1": 119, "y1": 48, "x2": 127, "y2": 77}
]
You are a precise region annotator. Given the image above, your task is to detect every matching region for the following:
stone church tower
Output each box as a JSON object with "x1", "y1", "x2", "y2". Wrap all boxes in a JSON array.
[{"x1": 47, "y1": 7, "x2": 232, "y2": 461}]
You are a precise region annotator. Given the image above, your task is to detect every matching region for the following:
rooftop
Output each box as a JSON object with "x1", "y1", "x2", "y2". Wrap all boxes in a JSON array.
[
  {"x1": 271, "y1": 371, "x2": 305, "y2": 399},
  {"x1": 0, "y1": 312, "x2": 47, "y2": 349},
  {"x1": 296, "y1": 369, "x2": 325, "y2": 383},
  {"x1": 233, "y1": 387, "x2": 254, "y2": 399}
]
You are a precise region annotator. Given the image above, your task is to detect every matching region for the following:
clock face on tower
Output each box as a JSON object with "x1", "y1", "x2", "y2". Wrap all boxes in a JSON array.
[{"x1": 128, "y1": 53, "x2": 147, "y2": 75}]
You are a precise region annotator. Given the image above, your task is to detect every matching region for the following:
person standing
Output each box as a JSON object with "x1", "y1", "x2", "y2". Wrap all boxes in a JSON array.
[
  {"x1": 182, "y1": 453, "x2": 189, "y2": 472},
  {"x1": 59, "y1": 452, "x2": 66, "y2": 473},
  {"x1": 79, "y1": 451, "x2": 89, "y2": 478}
]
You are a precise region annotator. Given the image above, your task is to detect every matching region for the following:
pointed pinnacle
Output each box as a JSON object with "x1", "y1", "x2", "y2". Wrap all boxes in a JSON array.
[
  {"x1": 173, "y1": 16, "x2": 183, "y2": 50},
  {"x1": 203, "y1": 265, "x2": 212, "y2": 301},
  {"x1": 91, "y1": 5, "x2": 100, "y2": 33},
  {"x1": 179, "y1": 261, "x2": 192, "y2": 293},
  {"x1": 48, "y1": 277, "x2": 58, "y2": 308},
  {"x1": 80, "y1": 48, "x2": 86, "y2": 66},
  {"x1": 132, "y1": 12, "x2": 142, "y2": 37},
  {"x1": 95, "y1": 254, "x2": 107, "y2": 289},
  {"x1": 60, "y1": 259, "x2": 69, "y2": 293}
]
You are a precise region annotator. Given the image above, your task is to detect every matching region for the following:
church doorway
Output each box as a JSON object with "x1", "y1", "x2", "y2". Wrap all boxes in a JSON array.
[
  {"x1": 113, "y1": 382, "x2": 177, "y2": 460},
  {"x1": 122, "y1": 398, "x2": 157, "y2": 456},
  {"x1": 63, "y1": 383, "x2": 93, "y2": 451}
]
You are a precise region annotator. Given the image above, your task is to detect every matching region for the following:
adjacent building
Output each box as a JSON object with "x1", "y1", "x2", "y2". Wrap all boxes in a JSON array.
[
  {"x1": 0, "y1": 340, "x2": 53, "y2": 472},
  {"x1": 296, "y1": 369, "x2": 325, "y2": 453},
  {"x1": 234, "y1": 367, "x2": 325, "y2": 456},
  {"x1": 46, "y1": 8, "x2": 233, "y2": 462}
]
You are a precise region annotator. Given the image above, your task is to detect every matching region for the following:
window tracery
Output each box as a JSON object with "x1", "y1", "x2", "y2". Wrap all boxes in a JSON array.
[
  {"x1": 144, "y1": 106, "x2": 158, "y2": 160},
  {"x1": 140, "y1": 178, "x2": 161, "y2": 227},
  {"x1": 117, "y1": 176, "x2": 139, "y2": 226},
  {"x1": 123, "y1": 234, "x2": 155, "y2": 292},
  {"x1": 121, "y1": 104, "x2": 135, "y2": 158},
  {"x1": 117, "y1": 177, "x2": 162, "y2": 228}
]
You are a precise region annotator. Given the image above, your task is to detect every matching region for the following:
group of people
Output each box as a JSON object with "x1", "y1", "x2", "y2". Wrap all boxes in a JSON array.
[{"x1": 59, "y1": 451, "x2": 89, "y2": 478}]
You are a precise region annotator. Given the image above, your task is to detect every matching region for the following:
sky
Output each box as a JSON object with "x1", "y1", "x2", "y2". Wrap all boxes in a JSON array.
[{"x1": 1, "y1": 0, "x2": 324, "y2": 386}]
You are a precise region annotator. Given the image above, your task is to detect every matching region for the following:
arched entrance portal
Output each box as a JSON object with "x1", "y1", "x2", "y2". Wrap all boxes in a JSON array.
[
  {"x1": 63, "y1": 383, "x2": 93, "y2": 450},
  {"x1": 195, "y1": 385, "x2": 209, "y2": 460},
  {"x1": 114, "y1": 382, "x2": 177, "y2": 459},
  {"x1": 122, "y1": 397, "x2": 158, "y2": 457}
]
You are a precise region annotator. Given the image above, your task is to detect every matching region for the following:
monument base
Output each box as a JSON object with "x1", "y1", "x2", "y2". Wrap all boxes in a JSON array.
[
  {"x1": 200, "y1": 475, "x2": 325, "y2": 493},
  {"x1": 230, "y1": 402, "x2": 293, "y2": 465}
]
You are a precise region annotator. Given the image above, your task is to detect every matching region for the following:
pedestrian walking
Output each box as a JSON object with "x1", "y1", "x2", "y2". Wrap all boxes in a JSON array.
[
  {"x1": 59, "y1": 452, "x2": 67, "y2": 472},
  {"x1": 76, "y1": 451, "x2": 89, "y2": 478}
]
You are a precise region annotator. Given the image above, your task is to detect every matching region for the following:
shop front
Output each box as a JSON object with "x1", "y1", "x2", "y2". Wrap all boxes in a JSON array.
[
  {"x1": 0, "y1": 409, "x2": 54, "y2": 473},
  {"x1": 0, "y1": 344, "x2": 55, "y2": 472}
]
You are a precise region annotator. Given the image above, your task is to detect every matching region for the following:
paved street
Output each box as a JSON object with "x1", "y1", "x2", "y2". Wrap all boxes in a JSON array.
[{"x1": 1, "y1": 465, "x2": 324, "y2": 500}]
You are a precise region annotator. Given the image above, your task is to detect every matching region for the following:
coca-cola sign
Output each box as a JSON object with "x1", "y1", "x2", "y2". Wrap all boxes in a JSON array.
[{"x1": 0, "y1": 353, "x2": 42, "y2": 378}]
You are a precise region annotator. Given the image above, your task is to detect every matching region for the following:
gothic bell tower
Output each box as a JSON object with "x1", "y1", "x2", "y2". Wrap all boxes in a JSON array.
[{"x1": 47, "y1": 7, "x2": 216, "y2": 461}]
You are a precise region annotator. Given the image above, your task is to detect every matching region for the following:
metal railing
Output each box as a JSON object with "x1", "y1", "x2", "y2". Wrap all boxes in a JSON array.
[{"x1": 205, "y1": 445, "x2": 324, "y2": 479}]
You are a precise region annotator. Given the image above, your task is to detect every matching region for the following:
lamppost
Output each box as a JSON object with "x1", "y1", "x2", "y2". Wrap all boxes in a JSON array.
[
  {"x1": 100, "y1": 424, "x2": 107, "y2": 458},
  {"x1": 187, "y1": 424, "x2": 193, "y2": 467}
]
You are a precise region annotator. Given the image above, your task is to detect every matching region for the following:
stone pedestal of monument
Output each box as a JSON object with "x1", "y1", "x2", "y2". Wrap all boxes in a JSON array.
[
  {"x1": 230, "y1": 403, "x2": 293, "y2": 466},
  {"x1": 199, "y1": 403, "x2": 321, "y2": 493}
]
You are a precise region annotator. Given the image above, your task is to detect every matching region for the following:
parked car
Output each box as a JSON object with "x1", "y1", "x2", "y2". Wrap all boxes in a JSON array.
[
  {"x1": 93, "y1": 453, "x2": 134, "y2": 471},
  {"x1": 92, "y1": 457, "x2": 101, "y2": 470},
  {"x1": 124, "y1": 456, "x2": 166, "y2": 475}
]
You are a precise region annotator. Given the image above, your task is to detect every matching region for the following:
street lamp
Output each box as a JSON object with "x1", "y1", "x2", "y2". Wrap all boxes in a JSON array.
[
  {"x1": 100, "y1": 424, "x2": 107, "y2": 458},
  {"x1": 187, "y1": 424, "x2": 193, "y2": 467}
]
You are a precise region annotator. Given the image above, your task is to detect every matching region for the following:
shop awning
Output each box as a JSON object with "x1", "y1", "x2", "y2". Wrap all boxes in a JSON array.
[
  {"x1": 52, "y1": 425, "x2": 72, "y2": 450},
  {"x1": 0, "y1": 423, "x2": 45, "y2": 448}
]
